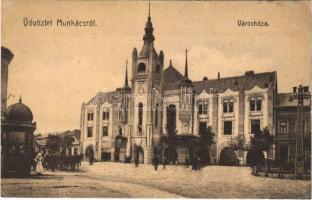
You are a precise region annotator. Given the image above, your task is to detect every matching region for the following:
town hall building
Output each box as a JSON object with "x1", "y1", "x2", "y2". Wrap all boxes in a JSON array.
[{"x1": 80, "y1": 7, "x2": 277, "y2": 165}]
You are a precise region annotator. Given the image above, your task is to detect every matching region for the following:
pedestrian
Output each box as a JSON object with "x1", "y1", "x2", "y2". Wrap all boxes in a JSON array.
[
  {"x1": 44, "y1": 151, "x2": 51, "y2": 170},
  {"x1": 162, "y1": 157, "x2": 167, "y2": 169},
  {"x1": 185, "y1": 157, "x2": 190, "y2": 168},
  {"x1": 89, "y1": 154, "x2": 94, "y2": 165},
  {"x1": 34, "y1": 150, "x2": 44, "y2": 175},
  {"x1": 135, "y1": 155, "x2": 139, "y2": 167},
  {"x1": 50, "y1": 152, "x2": 56, "y2": 172},
  {"x1": 153, "y1": 156, "x2": 159, "y2": 171},
  {"x1": 197, "y1": 157, "x2": 202, "y2": 171}
]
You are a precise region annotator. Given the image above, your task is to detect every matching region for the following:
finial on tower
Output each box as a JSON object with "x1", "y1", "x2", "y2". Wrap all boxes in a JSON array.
[
  {"x1": 184, "y1": 49, "x2": 188, "y2": 78},
  {"x1": 169, "y1": 59, "x2": 172, "y2": 67},
  {"x1": 148, "y1": 1, "x2": 151, "y2": 18},
  {"x1": 19, "y1": 95, "x2": 22, "y2": 103}
]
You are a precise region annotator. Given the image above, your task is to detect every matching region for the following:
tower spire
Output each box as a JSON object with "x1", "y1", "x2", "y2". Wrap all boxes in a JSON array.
[
  {"x1": 124, "y1": 60, "x2": 129, "y2": 88},
  {"x1": 184, "y1": 49, "x2": 188, "y2": 78},
  {"x1": 143, "y1": 1, "x2": 155, "y2": 43},
  {"x1": 19, "y1": 95, "x2": 22, "y2": 103},
  {"x1": 148, "y1": 1, "x2": 151, "y2": 18}
]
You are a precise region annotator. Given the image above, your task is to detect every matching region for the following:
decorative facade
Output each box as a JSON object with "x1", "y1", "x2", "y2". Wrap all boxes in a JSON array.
[{"x1": 80, "y1": 8, "x2": 278, "y2": 164}]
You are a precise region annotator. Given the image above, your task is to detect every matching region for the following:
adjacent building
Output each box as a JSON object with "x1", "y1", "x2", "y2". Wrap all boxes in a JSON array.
[
  {"x1": 35, "y1": 130, "x2": 81, "y2": 156},
  {"x1": 275, "y1": 90, "x2": 311, "y2": 166}
]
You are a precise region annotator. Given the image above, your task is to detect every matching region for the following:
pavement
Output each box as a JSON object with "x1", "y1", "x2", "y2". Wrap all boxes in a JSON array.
[{"x1": 1, "y1": 162, "x2": 311, "y2": 198}]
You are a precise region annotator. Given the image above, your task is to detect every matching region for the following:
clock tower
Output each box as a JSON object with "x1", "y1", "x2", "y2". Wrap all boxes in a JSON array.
[{"x1": 129, "y1": 3, "x2": 164, "y2": 163}]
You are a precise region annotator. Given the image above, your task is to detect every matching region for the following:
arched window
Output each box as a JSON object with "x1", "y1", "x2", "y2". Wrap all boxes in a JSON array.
[
  {"x1": 137, "y1": 63, "x2": 146, "y2": 73},
  {"x1": 156, "y1": 64, "x2": 161, "y2": 73},
  {"x1": 138, "y1": 103, "x2": 143, "y2": 133}
]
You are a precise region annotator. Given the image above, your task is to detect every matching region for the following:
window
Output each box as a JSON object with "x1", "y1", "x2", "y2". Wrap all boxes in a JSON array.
[
  {"x1": 155, "y1": 103, "x2": 159, "y2": 127},
  {"x1": 87, "y1": 127, "x2": 93, "y2": 137},
  {"x1": 223, "y1": 100, "x2": 234, "y2": 113},
  {"x1": 68, "y1": 148, "x2": 72, "y2": 156},
  {"x1": 102, "y1": 126, "x2": 108, "y2": 136},
  {"x1": 156, "y1": 64, "x2": 161, "y2": 73},
  {"x1": 137, "y1": 63, "x2": 146, "y2": 73},
  {"x1": 251, "y1": 119, "x2": 260, "y2": 135},
  {"x1": 87, "y1": 112, "x2": 94, "y2": 121},
  {"x1": 249, "y1": 100, "x2": 255, "y2": 111},
  {"x1": 223, "y1": 99, "x2": 234, "y2": 113},
  {"x1": 256, "y1": 99, "x2": 262, "y2": 111},
  {"x1": 138, "y1": 103, "x2": 143, "y2": 133},
  {"x1": 229, "y1": 101, "x2": 234, "y2": 113},
  {"x1": 103, "y1": 112, "x2": 109, "y2": 120},
  {"x1": 223, "y1": 121, "x2": 233, "y2": 135},
  {"x1": 74, "y1": 148, "x2": 78, "y2": 155},
  {"x1": 279, "y1": 121, "x2": 288, "y2": 134},
  {"x1": 118, "y1": 127, "x2": 122, "y2": 136},
  {"x1": 288, "y1": 146, "x2": 296, "y2": 163},
  {"x1": 198, "y1": 103, "x2": 208, "y2": 115},
  {"x1": 223, "y1": 102, "x2": 228, "y2": 113},
  {"x1": 250, "y1": 98, "x2": 262, "y2": 111}
]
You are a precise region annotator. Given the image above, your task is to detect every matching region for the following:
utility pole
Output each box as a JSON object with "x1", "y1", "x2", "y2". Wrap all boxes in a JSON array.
[{"x1": 289, "y1": 85, "x2": 311, "y2": 179}]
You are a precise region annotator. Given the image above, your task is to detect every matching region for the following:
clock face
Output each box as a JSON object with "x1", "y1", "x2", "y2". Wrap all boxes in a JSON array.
[{"x1": 138, "y1": 86, "x2": 145, "y2": 95}]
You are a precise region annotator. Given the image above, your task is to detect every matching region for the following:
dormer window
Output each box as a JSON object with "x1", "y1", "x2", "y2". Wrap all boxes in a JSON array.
[{"x1": 138, "y1": 63, "x2": 146, "y2": 73}]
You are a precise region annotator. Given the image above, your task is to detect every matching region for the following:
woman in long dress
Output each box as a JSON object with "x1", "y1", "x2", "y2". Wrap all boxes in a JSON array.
[{"x1": 35, "y1": 150, "x2": 44, "y2": 174}]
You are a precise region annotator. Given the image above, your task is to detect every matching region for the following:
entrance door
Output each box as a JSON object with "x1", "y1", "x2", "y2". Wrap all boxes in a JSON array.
[
  {"x1": 85, "y1": 146, "x2": 94, "y2": 159},
  {"x1": 219, "y1": 147, "x2": 236, "y2": 166},
  {"x1": 167, "y1": 104, "x2": 176, "y2": 132},
  {"x1": 199, "y1": 122, "x2": 207, "y2": 136},
  {"x1": 137, "y1": 147, "x2": 144, "y2": 164}
]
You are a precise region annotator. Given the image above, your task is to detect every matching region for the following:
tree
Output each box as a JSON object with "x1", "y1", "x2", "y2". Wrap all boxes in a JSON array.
[
  {"x1": 249, "y1": 127, "x2": 274, "y2": 176},
  {"x1": 229, "y1": 135, "x2": 248, "y2": 151},
  {"x1": 198, "y1": 126, "x2": 216, "y2": 165},
  {"x1": 60, "y1": 135, "x2": 75, "y2": 155},
  {"x1": 46, "y1": 135, "x2": 61, "y2": 153},
  {"x1": 167, "y1": 126, "x2": 177, "y2": 164}
]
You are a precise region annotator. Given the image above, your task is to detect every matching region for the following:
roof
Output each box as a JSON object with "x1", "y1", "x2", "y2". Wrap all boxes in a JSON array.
[
  {"x1": 139, "y1": 43, "x2": 158, "y2": 58},
  {"x1": 193, "y1": 71, "x2": 276, "y2": 94},
  {"x1": 276, "y1": 93, "x2": 311, "y2": 108},
  {"x1": 86, "y1": 91, "x2": 119, "y2": 106},
  {"x1": 162, "y1": 65, "x2": 184, "y2": 90},
  {"x1": 5, "y1": 99, "x2": 33, "y2": 123},
  {"x1": 1, "y1": 46, "x2": 14, "y2": 61}
]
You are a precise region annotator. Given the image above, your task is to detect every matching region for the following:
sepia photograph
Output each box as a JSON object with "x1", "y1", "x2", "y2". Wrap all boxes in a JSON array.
[{"x1": 1, "y1": 0, "x2": 311, "y2": 198}]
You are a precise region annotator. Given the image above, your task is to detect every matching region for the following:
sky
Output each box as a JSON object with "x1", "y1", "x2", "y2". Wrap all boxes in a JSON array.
[{"x1": 2, "y1": 0, "x2": 311, "y2": 134}]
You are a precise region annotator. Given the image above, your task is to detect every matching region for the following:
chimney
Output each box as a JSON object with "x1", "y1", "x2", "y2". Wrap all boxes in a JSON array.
[
  {"x1": 218, "y1": 72, "x2": 220, "y2": 79},
  {"x1": 245, "y1": 70, "x2": 254, "y2": 76},
  {"x1": 203, "y1": 77, "x2": 208, "y2": 81}
]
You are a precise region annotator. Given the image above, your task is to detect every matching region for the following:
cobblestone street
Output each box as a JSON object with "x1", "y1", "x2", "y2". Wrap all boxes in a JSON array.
[{"x1": 1, "y1": 162, "x2": 311, "y2": 198}]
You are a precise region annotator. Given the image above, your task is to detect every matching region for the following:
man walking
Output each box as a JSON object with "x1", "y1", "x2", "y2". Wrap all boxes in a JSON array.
[
  {"x1": 162, "y1": 157, "x2": 167, "y2": 169},
  {"x1": 135, "y1": 155, "x2": 139, "y2": 167},
  {"x1": 153, "y1": 156, "x2": 159, "y2": 171}
]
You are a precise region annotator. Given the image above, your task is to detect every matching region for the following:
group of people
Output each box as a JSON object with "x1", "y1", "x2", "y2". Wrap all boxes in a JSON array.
[
  {"x1": 149, "y1": 156, "x2": 203, "y2": 171},
  {"x1": 152, "y1": 157, "x2": 167, "y2": 170},
  {"x1": 189, "y1": 156, "x2": 203, "y2": 171},
  {"x1": 33, "y1": 150, "x2": 83, "y2": 174}
]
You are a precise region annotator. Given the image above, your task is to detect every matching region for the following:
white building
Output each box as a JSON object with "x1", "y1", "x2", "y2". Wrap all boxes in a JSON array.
[{"x1": 80, "y1": 8, "x2": 277, "y2": 165}]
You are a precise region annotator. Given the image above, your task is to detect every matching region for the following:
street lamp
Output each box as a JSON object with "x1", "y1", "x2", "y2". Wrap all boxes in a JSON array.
[{"x1": 289, "y1": 85, "x2": 311, "y2": 179}]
